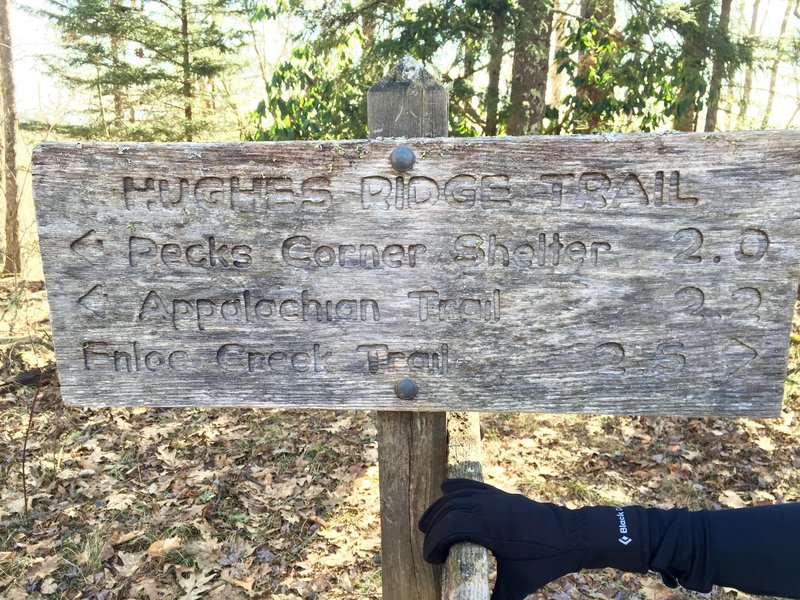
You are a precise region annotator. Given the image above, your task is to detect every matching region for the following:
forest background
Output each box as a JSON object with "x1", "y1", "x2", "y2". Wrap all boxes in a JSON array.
[
  {"x1": 4, "y1": 0, "x2": 800, "y2": 275},
  {"x1": 2, "y1": 0, "x2": 800, "y2": 598},
  {"x1": 3, "y1": 0, "x2": 800, "y2": 277}
]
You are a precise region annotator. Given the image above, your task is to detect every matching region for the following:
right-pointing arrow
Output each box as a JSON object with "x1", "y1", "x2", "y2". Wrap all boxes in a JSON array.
[
  {"x1": 70, "y1": 230, "x2": 104, "y2": 264},
  {"x1": 724, "y1": 338, "x2": 758, "y2": 376},
  {"x1": 78, "y1": 285, "x2": 108, "y2": 319}
]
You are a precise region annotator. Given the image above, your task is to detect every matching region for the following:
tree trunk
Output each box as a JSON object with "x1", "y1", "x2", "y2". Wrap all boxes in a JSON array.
[
  {"x1": 484, "y1": 8, "x2": 506, "y2": 136},
  {"x1": 704, "y1": 0, "x2": 733, "y2": 131},
  {"x1": 111, "y1": 0, "x2": 124, "y2": 123},
  {"x1": 454, "y1": 26, "x2": 484, "y2": 130},
  {"x1": 181, "y1": 0, "x2": 193, "y2": 141},
  {"x1": 547, "y1": 3, "x2": 569, "y2": 119},
  {"x1": 761, "y1": 0, "x2": 793, "y2": 128},
  {"x1": 736, "y1": 0, "x2": 760, "y2": 128},
  {"x1": 207, "y1": 77, "x2": 216, "y2": 111},
  {"x1": 673, "y1": 0, "x2": 712, "y2": 131},
  {"x1": 463, "y1": 37, "x2": 477, "y2": 84},
  {"x1": 112, "y1": 50, "x2": 124, "y2": 122},
  {"x1": 361, "y1": 10, "x2": 376, "y2": 47},
  {"x1": 507, "y1": 0, "x2": 553, "y2": 135},
  {"x1": 787, "y1": 101, "x2": 800, "y2": 128},
  {"x1": 93, "y1": 64, "x2": 111, "y2": 137},
  {"x1": 247, "y1": 19, "x2": 270, "y2": 92},
  {"x1": 575, "y1": 0, "x2": 615, "y2": 132},
  {"x1": 1, "y1": 0, "x2": 20, "y2": 276}
]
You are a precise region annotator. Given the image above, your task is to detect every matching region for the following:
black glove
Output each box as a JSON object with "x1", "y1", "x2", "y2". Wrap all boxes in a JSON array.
[
  {"x1": 418, "y1": 479, "x2": 650, "y2": 599},
  {"x1": 420, "y1": 479, "x2": 800, "y2": 600}
]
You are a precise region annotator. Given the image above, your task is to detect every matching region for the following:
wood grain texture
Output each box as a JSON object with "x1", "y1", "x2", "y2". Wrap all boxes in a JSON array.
[
  {"x1": 377, "y1": 411, "x2": 447, "y2": 599},
  {"x1": 443, "y1": 412, "x2": 490, "y2": 600},
  {"x1": 31, "y1": 130, "x2": 800, "y2": 416},
  {"x1": 367, "y1": 58, "x2": 449, "y2": 138}
]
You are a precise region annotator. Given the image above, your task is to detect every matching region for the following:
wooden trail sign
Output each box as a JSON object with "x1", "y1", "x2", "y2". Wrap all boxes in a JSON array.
[{"x1": 33, "y1": 131, "x2": 800, "y2": 416}]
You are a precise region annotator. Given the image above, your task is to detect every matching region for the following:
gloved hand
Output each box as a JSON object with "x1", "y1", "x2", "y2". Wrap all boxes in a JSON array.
[
  {"x1": 419, "y1": 479, "x2": 650, "y2": 600},
  {"x1": 420, "y1": 479, "x2": 800, "y2": 599}
]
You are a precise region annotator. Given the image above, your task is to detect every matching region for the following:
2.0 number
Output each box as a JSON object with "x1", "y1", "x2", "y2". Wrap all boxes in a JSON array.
[{"x1": 673, "y1": 228, "x2": 769, "y2": 264}]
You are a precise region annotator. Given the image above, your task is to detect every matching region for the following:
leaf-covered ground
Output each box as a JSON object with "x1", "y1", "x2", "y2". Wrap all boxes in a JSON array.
[{"x1": 2, "y1": 279, "x2": 799, "y2": 599}]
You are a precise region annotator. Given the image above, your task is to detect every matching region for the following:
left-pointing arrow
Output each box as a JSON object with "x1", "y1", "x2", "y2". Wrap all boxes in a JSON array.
[
  {"x1": 70, "y1": 230, "x2": 104, "y2": 264},
  {"x1": 78, "y1": 285, "x2": 108, "y2": 318}
]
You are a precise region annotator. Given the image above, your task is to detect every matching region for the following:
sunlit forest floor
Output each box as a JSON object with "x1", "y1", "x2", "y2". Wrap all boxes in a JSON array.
[{"x1": 1, "y1": 130, "x2": 799, "y2": 598}]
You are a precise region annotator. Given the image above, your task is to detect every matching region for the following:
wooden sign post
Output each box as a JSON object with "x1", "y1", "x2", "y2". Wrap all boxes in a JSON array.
[
  {"x1": 32, "y1": 60, "x2": 800, "y2": 599},
  {"x1": 367, "y1": 58, "x2": 489, "y2": 599},
  {"x1": 368, "y1": 59, "x2": 448, "y2": 599}
]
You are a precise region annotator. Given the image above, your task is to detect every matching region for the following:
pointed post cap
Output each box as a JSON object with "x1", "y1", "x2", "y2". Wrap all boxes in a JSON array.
[{"x1": 367, "y1": 56, "x2": 449, "y2": 139}]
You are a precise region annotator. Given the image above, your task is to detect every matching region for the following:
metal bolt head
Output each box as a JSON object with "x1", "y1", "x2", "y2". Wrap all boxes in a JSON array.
[
  {"x1": 394, "y1": 378, "x2": 418, "y2": 400},
  {"x1": 389, "y1": 146, "x2": 415, "y2": 171}
]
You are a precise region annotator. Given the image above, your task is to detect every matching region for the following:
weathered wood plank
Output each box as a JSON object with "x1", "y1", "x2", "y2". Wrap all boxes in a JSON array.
[{"x1": 31, "y1": 130, "x2": 800, "y2": 416}]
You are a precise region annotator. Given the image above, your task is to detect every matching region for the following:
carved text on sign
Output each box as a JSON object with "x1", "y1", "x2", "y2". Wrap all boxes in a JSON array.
[
  {"x1": 123, "y1": 176, "x2": 332, "y2": 211},
  {"x1": 83, "y1": 341, "x2": 189, "y2": 372},
  {"x1": 129, "y1": 235, "x2": 253, "y2": 269},
  {"x1": 540, "y1": 171, "x2": 697, "y2": 208},
  {"x1": 123, "y1": 170, "x2": 699, "y2": 213},
  {"x1": 453, "y1": 234, "x2": 611, "y2": 268},
  {"x1": 217, "y1": 343, "x2": 332, "y2": 373},
  {"x1": 282, "y1": 236, "x2": 427, "y2": 268},
  {"x1": 138, "y1": 290, "x2": 382, "y2": 330}
]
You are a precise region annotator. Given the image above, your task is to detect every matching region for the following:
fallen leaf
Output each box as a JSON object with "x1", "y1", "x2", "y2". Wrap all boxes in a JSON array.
[
  {"x1": 131, "y1": 577, "x2": 162, "y2": 600},
  {"x1": 309, "y1": 572, "x2": 331, "y2": 592},
  {"x1": 752, "y1": 490, "x2": 776, "y2": 505},
  {"x1": 221, "y1": 570, "x2": 255, "y2": 591},
  {"x1": 57, "y1": 468, "x2": 81, "y2": 481},
  {"x1": 339, "y1": 572, "x2": 354, "y2": 592},
  {"x1": 147, "y1": 536, "x2": 182, "y2": 557},
  {"x1": 27, "y1": 555, "x2": 62, "y2": 579},
  {"x1": 111, "y1": 529, "x2": 145, "y2": 546},
  {"x1": 0, "y1": 495, "x2": 25, "y2": 516},
  {"x1": 680, "y1": 449, "x2": 701, "y2": 461},
  {"x1": 186, "y1": 468, "x2": 215, "y2": 485},
  {"x1": 318, "y1": 553, "x2": 348, "y2": 568},
  {"x1": 116, "y1": 550, "x2": 146, "y2": 578},
  {"x1": 100, "y1": 543, "x2": 115, "y2": 562},
  {"x1": 106, "y1": 492, "x2": 136, "y2": 511},
  {"x1": 178, "y1": 568, "x2": 217, "y2": 600},
  {"x1": 40, "y1": 578, "x2": 58, "y2": 594},
  {"x1": 754, "y1": 436, "x2": 776, "y2": 453},
  {"x1": 323, "y1": 416, "x2": 352, "y2": 433},
  {"x1": 2, "y1": 584, "x2": 28, "y2": 600},
  {"x1": 718, "y1": 490, "x2": 747, "y2": 508},
  {"x1": 157, "y1": 445, "x2": 180, "y2": 468}
]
